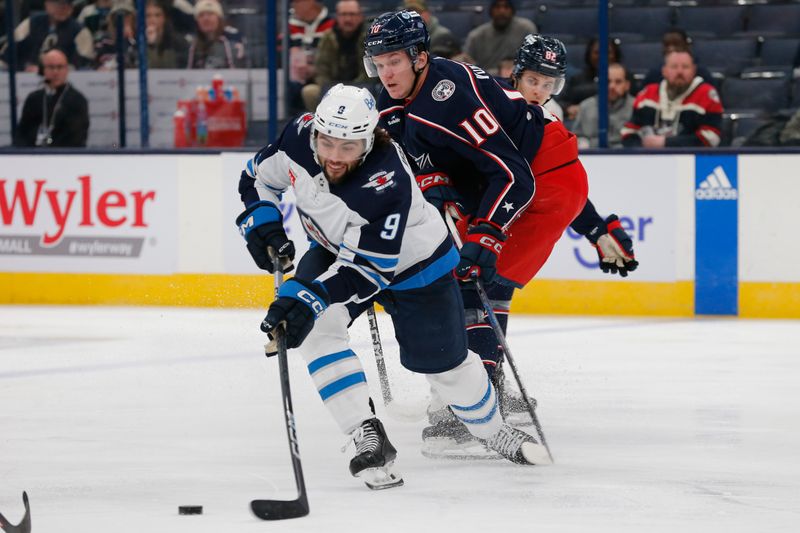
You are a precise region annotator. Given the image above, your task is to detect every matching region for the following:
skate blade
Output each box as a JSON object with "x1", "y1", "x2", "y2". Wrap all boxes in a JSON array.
[
  {"x1": 420, "y1": 438, "x2": 503, "y2": 461},
  {"x1": 521, "y1": 441, "x2": 552, "y2": 466},
  {"x1": 357, "y1": 463, "x2": 404, "y2": 490}
]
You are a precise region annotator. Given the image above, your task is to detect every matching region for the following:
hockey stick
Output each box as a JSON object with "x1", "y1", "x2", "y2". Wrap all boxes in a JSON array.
[
  {"x1": 444, "y1": 211, "x2": 554, "y2": 463},
  {"x1": 0, "y1": 491, "x2": 31, "y2": 533},
  {"x1": 250, "y1": 254, "x2": 309, "y2": 521},
  {"x1": 367, "y1": 305, "x2": 427, "y2": 422}
]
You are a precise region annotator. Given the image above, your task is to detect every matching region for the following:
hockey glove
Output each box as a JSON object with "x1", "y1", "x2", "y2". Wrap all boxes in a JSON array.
[
  {"x1": 236, "y1": 201, "x2": 295, "y2": 273},
  {"x1": 416, "y1": 172, "x2": 467, "y2": 220},
  {"x1": 587, "y1": 214, "x2": 639, "y2": 277},
  {"x1": 261, "y1": 278, "x2": 330, "y2": 353},
  {"x1": 454, "y1": 221, "x2": 506, "y2": 284}
]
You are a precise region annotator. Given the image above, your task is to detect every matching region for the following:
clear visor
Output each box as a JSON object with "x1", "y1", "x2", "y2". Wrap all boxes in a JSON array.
[
  {"x1": 551, "y1": 77, "x2": 566, "y2": 96},
  {"x1": 517, "y1": 71, "x2": 566, "y2": 101},
  {"x1": 363, "y1": 51, "x2": 415, "y2": 79}
]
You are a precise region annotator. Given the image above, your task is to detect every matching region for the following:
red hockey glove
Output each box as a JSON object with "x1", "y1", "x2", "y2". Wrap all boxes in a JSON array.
[{"x1": 415, "y1": 172, "x2": 467, "y2": 220}]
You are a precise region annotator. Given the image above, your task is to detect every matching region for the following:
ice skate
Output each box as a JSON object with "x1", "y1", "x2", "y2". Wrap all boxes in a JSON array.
[
  {"x1": 420, "y1": 416, "x2": 502, "y2": 460},
  {"x1": 484, "y1": 423, "x2": 551, "y2": 465},
  {"x1": 500, "y1": 386, "x2": 538, "y2": 427},
  {"x1": 346, "y1": 418, "x2": 404, "y2": 490},
  {"x1": 426, "y1": 403, "x2": 457, "y2": 425}
]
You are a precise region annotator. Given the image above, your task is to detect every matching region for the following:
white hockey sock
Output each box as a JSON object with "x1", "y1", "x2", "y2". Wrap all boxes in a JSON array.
[
  {"x1": 426, "y1": 350, "x2": 502, "y2": 439},
  {"x1": 297, "y1": 304, "x2": 373, "y2": 434}
]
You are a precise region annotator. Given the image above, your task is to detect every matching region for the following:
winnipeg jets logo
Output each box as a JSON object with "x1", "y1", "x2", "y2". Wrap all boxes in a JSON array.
[
  {"x1": 362, "y1": 170, "x2": 396, "y2": 192},
  {"x1": 432, "y1": 79, "x2": 456, "y2": 102},
  {"x1": 412, "y1": 152, "x2": 433, "y2": 170},
  {"x1": 295, "y1": 113, "x2": 314, "y2": 134}
]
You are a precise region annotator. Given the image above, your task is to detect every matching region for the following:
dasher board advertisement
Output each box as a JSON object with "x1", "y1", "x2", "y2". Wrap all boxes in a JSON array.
[
  {"x1": 0, "y1": 155, "x2": 178, "y2": 274},
  {"x1": 537, "y1": 155, "x2": 679, "y2": 282}
]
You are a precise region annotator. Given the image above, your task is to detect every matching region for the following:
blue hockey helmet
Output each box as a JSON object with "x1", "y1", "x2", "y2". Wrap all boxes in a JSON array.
[
  {"x1": 512, "y1": 34, "x2": 567, "y2": 95},
  {"x1": 363, "y1": 10, "x2": 430, "y2": 77}
]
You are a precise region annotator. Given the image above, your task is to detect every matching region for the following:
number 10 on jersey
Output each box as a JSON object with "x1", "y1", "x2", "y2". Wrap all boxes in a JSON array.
[{"x1": 459, "y1": 108, "x2": 500, "y2": 146}]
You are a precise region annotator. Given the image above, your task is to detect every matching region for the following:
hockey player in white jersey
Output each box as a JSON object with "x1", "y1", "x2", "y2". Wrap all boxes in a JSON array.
[{"x1": 235, "y1": 84, "x2": 551, "y2": 488}]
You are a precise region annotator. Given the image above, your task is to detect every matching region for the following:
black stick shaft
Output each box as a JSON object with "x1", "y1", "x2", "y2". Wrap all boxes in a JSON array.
[
  {"x1": 444, "y1": 213, "x2": 553, "y2": 463},
  {"x1": 271, "y1": 259, "x2": 308, "y2": 508}
]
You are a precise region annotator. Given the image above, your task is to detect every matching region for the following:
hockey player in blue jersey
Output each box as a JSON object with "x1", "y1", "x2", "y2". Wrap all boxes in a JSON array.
[
  {"x1": 236, "y1": 84, "x2": 551, "y2": 487},
  {"x1": 363, "y1": 11, "x2": 637, "y2": 453}
]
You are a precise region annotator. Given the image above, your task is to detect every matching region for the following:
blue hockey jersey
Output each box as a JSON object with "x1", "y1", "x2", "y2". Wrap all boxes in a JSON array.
[
  {"x1": 378, "y1": 57, "x2": 548, "y2": 231},
  {"x1": 238, "y1": 113, "x2": 458, "y2": 305}
]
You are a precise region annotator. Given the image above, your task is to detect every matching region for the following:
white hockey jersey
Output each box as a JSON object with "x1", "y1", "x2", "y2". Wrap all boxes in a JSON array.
[{"x1": 238, "y1": 113, "x2": 458, "y2": 305}]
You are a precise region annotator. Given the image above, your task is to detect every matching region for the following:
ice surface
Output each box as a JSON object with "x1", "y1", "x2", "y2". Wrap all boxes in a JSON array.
[{"x1": 1, "y1": 306, "x2": 799, "y2": 532}]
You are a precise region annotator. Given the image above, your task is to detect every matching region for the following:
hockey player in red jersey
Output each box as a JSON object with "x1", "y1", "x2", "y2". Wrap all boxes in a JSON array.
[
  {"x1": 507, "y1": 34, "x2": 639, "y2": 280},
  {"x1": 364, "y1": 12, "x2": 636, "y2": 453}
]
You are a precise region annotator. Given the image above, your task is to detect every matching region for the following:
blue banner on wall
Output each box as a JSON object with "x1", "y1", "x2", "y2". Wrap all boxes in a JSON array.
[{"x1": 695, "y1": 155, "x2": 738, "y2": 315}]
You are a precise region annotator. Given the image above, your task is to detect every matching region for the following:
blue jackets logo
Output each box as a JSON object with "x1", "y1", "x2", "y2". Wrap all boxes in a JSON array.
[
  {"x1": 695, "y1": 165, "x2": 738, "y2": 200},
  {"x1": 432, "y1": 80, "x2": 456, "y2": 102}
]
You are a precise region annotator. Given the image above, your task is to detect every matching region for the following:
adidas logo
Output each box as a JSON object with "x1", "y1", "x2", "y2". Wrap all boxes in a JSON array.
[{"x1": 696, "y1": 166, "x2": 738, "y2": 200}]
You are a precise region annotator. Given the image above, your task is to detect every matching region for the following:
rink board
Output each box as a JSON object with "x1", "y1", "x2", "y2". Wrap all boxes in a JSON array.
[{"x1": 1, "y1": 151, "x2": 798, "y2": 317}]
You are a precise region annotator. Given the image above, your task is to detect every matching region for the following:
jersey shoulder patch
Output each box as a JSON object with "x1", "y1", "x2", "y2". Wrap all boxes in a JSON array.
[
  {"x1": 361, "y1": 170, "x2": 397, "y2": 192},
  {"x1": 431, "y1": 79, "x2": 456, "y2": 102}
]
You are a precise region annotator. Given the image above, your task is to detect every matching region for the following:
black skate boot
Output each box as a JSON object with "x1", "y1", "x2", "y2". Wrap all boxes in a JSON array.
[
  {"x1": 484, "y1": 423, "x2": 551, "y2": 465},
  {"x1": 347, "y1": 418, "x2": 404, "y2": 490}
]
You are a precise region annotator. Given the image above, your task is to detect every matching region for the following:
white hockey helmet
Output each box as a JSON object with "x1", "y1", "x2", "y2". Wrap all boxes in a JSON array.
[{"x1": 312, "y1": 83, "x2": 380, "y2": 161}]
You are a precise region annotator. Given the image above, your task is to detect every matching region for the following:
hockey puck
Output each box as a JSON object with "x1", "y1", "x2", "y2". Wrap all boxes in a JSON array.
[{"x1": 178, "y1": 505, "x2": 203, "y2": 515}]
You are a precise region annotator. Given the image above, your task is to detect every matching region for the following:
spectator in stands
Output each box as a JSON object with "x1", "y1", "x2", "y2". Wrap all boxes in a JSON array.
[
  {"x1": 404, "y1": 0, "x2": 460, "y2": 58},
  {"x1": 187, "y1": 0, "x2": 246, "y2": 69},
  {"x1": 463, "y1": 0, "x2": 537, "y2": 75},
  {"x1": 301, "y1": 0, "x2": 368, "y2": 111},
  {"x1": 571, "y1": 62, "x2": 634, "y2": 148},
  {"x1": 560, "y1": 37, "x2": 621, "y2": 120},
  {"x1": 1, "y1": 0, "x2": 95, "y2": 71},
  {"x1": 641, "y1": 29, "x2": 715, "y2": 88},
  {"x1": 94, "y1": 1, "x2": 138, "y2": 70},
  {"x1": 77, "y1": 0, "x2": 113, "y2": 38},
  {"x1": 621, "y1": 50, "x2": 723, "y2": 148},
  {"x1": 288, "y1": 0, "x2": 334, "y2": 112},
  {"x1": 14, "y1": 47, "x2": 89, "y2": 147},
  {"x1": 145, "y1": 0, "x2": 189, "y2": 68}
]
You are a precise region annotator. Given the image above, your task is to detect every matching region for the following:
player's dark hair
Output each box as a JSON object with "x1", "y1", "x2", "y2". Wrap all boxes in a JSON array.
[{"x1": 373, "y1": 127, "x2": 393, "y2": 150}]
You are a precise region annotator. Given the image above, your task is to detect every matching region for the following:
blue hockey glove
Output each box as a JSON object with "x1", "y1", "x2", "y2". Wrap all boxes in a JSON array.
[
  {"x1": 415, "y1": 172, "x2": 467, "y2": 220},
  {"x1": 261, "y1": 278, "x2": 330, "y2": 353},
  {"x1": 454, "y1": 221, "x2": 506, "y2": 284},
  {"x1": 587, "y1": 214, "x2": 639, "y2": 277},
  {"x1": 236, "y1": 201, "x2": 295, "y2": 273}
]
